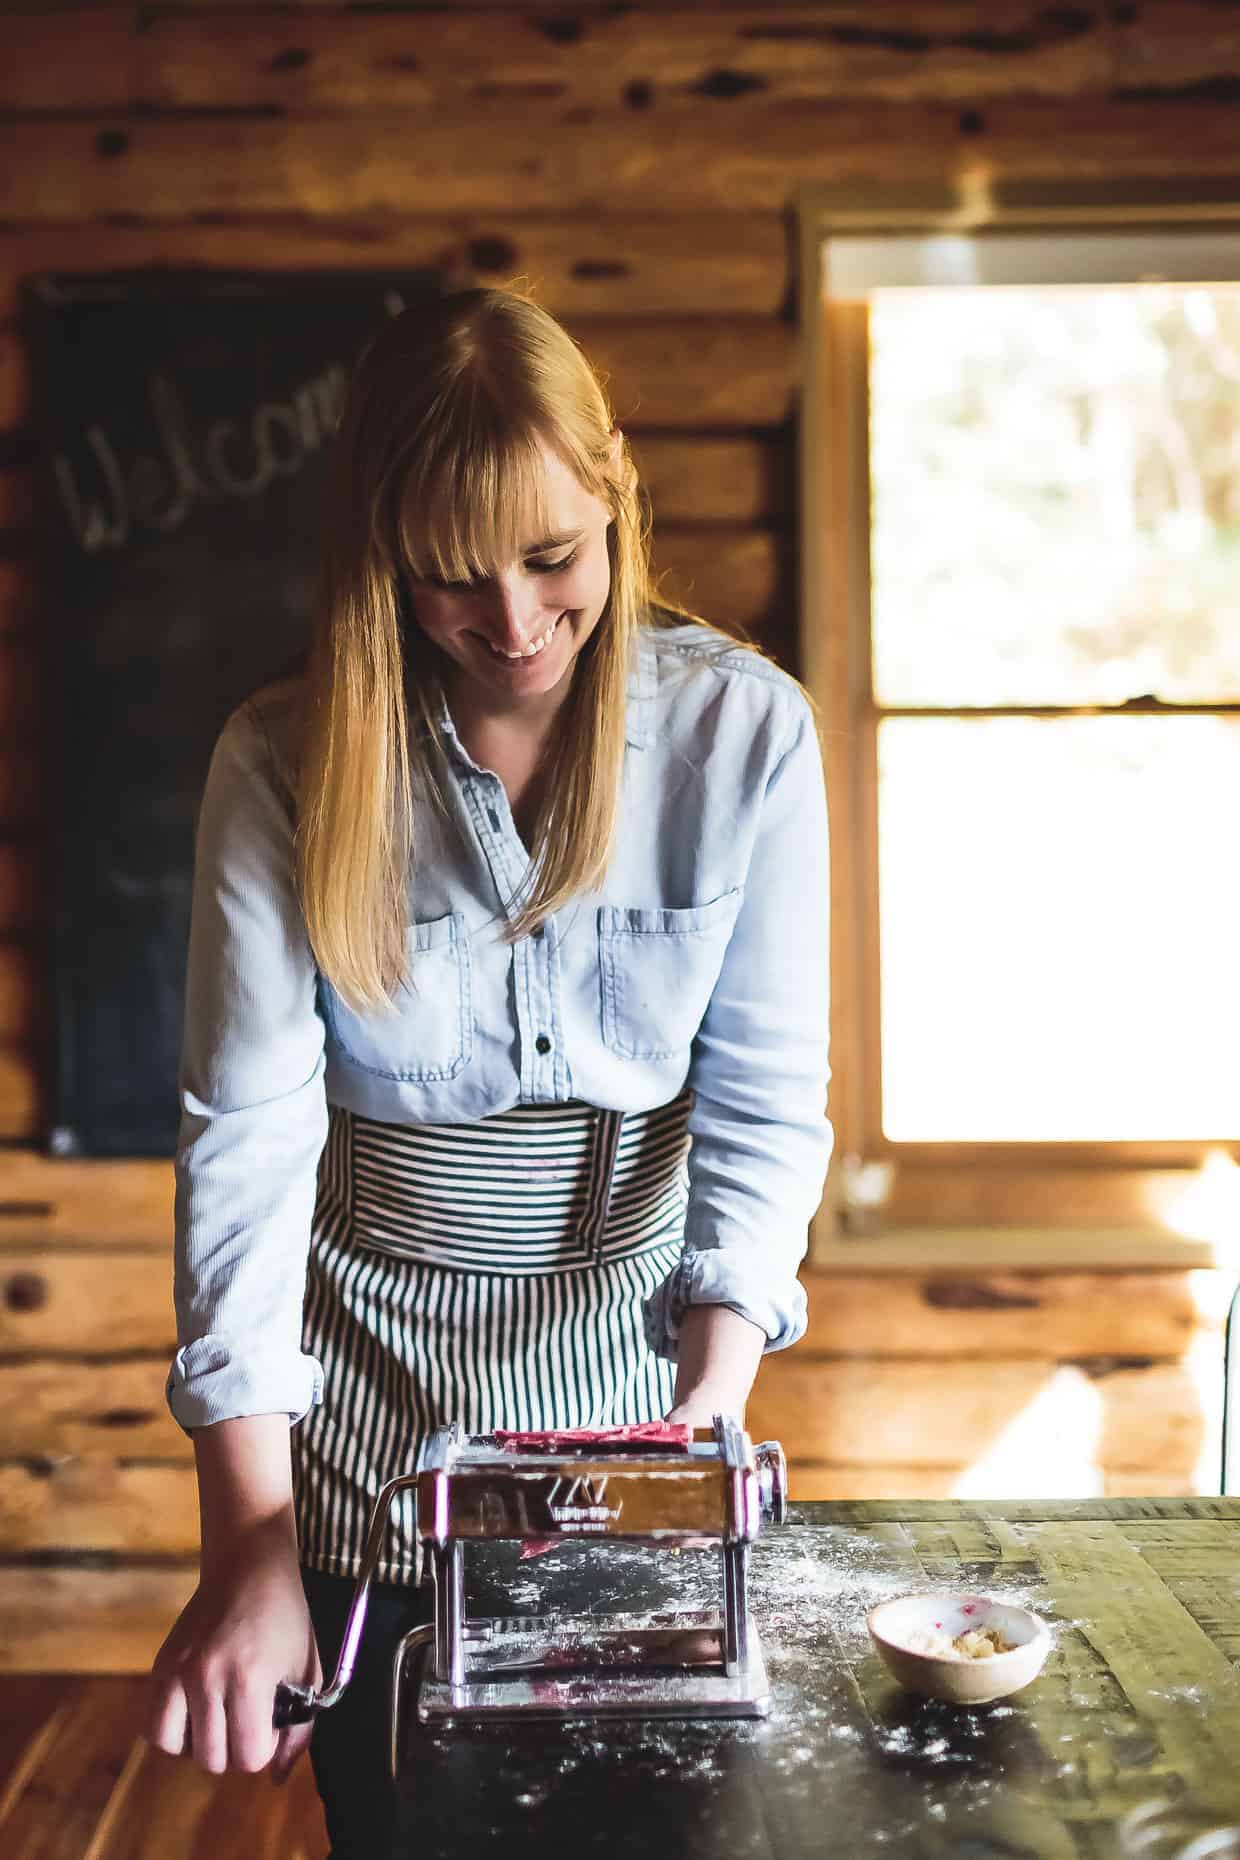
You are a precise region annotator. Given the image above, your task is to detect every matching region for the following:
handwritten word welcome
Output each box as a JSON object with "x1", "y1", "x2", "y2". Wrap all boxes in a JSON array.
[{"x1": 53, "y1": 360, "x2": 352, "y2": 553}]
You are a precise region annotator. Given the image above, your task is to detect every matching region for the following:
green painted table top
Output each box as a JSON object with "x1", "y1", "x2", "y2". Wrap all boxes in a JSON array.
[
  {"x1": 775, "y1": 1496, "x2": 1240, "y2": 1858},
  {"x1": 400, "y1": 1496, "x2": 1240, "y2": 1859}
]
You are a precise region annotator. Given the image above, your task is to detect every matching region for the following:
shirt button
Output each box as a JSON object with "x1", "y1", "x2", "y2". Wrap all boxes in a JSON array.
[{"x1": 535, "y1": 1035, "x2": 552, "y2": 1055}]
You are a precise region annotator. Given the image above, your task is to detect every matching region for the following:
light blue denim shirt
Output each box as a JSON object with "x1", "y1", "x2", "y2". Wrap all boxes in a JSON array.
[{"x1": 167, "y1": 621, "x2": 832, "y2": 1431}]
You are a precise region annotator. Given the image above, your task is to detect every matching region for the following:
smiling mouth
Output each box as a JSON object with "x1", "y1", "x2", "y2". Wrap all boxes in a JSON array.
[{"x1": 481, "y1": 614, "x2": 565, "y2": 661}]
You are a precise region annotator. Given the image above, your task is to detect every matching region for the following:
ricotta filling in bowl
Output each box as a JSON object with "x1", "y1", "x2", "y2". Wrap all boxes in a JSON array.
[{"x1": 904, "y1": 1624, "x2": 1017, "y2": 1660}]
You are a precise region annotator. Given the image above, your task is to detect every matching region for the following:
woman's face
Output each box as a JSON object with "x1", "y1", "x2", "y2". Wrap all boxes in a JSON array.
[{"x1": 406, "y1": 439, "x2": 615, "y2": 711}]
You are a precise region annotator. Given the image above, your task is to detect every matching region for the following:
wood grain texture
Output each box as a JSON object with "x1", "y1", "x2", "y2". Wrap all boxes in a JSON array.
[
  {"x1": 0, "y1": 215, "x2": 790, "y2": 319},
  {"x1": 789, "y1": 1462, "x2": 1203, "y2": 1500},
  {"x1": 2, "y1": 4, "x2": 1118, "y2": 114},
  {"x1": 1120, "y1": 1518, "x2": 1240, "y2": 1662},
  {"x1": 748, "y1": 1354, "x2": 1216, "y2": 1475},
  {"x1": 0, "y1": 945, "x2": 39, "y2": 1041},
  {"x1": 825, "y1": 1501, "x2": 1240, "y2": 1834},
  {"x1": 0, "y1": 1459, "x2": 198, "y2": 1555},
  {"x1": 3, "y1": 98, "x2": 1239, "y2": 224},
  {"x1": 0, "y1": 1254, "x2": 177, "y2": 1354},
  {"x1": 0, "y1": 1566, "x2": 196, "y2": 1673},
  {"x1": 0, "y1": 1359, "x2": 187, "y2": 1460},
  {"x1": 797, "y1": 1495, "x2": 1240, "y2": 1523},
  {"x1": 1103, "y1": 1468, "x2": 1203, "y2": 1498},
  {"x1": 1009, "y1": 1519, "x2": 1240, "y2": 1791},
  {"x1": 90, "y1": 1732, "x2": 328, "y2": 1860},
  {"x1": 810, "y1": 1228, "x2": 1227, "y2": 1273},
  {"x1": 1113, "y1": 1, "x2": 1240, "y2": 93},
  {"x1": 651, "y1": 529, "x2": 784, "y2": 632},
  {"x1": 567, "y1": 321, "x2": 795, "y2": 430},
  {"x1": 879, "y1": 1157, "x2": 1240, "y2": 1226},
  {"x1": 0, "y1": 1676, "x2": 328, "y2": 1856},
  {"x1": 800, "y1": 1267, "x2": 1224, "y2": 1358},
  {"x1": 630, "y1": 436, "x2": 791, "y2": 524},
  {"x1": 791, "y1": 1462, "x2": 979, "y2": 1501},
  {"x1": 0, "y1": 1046, "x2": 39, "y2": 1141},
  {"x1": 0, "y1": 1152, "x2": 172, "y2": 1248},
  {"x1": 0, "y1": 1675, "x2": 154, "y2": 1855}
]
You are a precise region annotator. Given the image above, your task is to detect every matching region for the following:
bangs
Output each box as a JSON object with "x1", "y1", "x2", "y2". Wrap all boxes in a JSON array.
[{"x1": 395, "y1": 421, "x2": 559, "y2": 586}]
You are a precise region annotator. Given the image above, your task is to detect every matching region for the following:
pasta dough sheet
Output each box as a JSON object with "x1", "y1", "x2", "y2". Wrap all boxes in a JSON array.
[{"x1": 492, "y1": 1423, "x2": 692, "y2": 1454}]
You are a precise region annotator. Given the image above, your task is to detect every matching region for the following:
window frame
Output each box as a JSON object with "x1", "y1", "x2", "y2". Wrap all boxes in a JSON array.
[{"x1": 797, "y1": 180, "x2": 1240, "y2": 1268}]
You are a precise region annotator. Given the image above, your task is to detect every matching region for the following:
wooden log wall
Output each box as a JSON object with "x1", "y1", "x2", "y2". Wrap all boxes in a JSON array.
[{"x1": 1, "y1": 1, "x2": 1237, "y2": 1670}]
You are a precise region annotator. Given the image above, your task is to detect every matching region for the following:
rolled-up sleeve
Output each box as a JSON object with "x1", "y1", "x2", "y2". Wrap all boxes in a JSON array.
[
  {"x1": 166, "y1": 699, "x2": 329, "y2": 1432},
  {"x1": 643, "y1": 692, "x2": 831, "y2": 1359}
]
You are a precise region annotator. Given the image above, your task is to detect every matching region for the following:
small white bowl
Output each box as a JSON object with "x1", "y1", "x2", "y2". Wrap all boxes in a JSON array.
[{"x1": 866, "y1": 1592, "x2": 1052, "y2": 1705}]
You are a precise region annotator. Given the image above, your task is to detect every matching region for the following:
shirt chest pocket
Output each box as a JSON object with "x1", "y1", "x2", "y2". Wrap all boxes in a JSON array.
[
  {"x1": 598, "y1": 888, "x2": 744, "y2": 1062},
  {"x1": 322, "y1": 911, "x2": 473, "y2": 1081}
]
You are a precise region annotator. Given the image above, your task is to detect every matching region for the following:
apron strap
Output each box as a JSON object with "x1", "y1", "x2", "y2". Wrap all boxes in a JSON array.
[{"x1": 577, "y1": 1108, "x2": 625, "y2": 1262}]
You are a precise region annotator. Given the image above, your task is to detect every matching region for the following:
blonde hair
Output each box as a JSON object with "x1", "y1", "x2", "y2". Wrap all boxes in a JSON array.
[{"x1": 296, "y1": 286, "x2": 772, "y2": 1015}]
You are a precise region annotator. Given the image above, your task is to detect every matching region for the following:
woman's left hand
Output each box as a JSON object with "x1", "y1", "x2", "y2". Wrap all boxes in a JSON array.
[
  {"x1": 662, "y1": 1307, "x2": 763, "y2": 1434},
  {"x1": 663, "y1": 1393, "x2": 744, "y2": 1431}
]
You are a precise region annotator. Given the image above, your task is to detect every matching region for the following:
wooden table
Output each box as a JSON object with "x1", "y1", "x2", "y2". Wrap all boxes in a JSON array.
[{"x1": 392, "y1": 1497, "x2": 1240, "y2": 1859}]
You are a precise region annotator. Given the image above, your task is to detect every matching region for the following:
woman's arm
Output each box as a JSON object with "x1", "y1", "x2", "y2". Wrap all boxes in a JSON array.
[
  {"x1": 168, "y1": 697, "x2": 329, "y2": 1435},
  {"x1": 194, "y1": 1412, "x2": 298, "y2": 1559},
  {"x1": 644, "y1": 685, "x2": 832, "y2": 1381},
  {"x1": 155, "y1": 696, "x2": 329, "y2": 1777},
  {"x1": 664, "y1": 1303, "x2": 765, "y2": 1427},
  {"x1": 148, "y1": 1415, "x2": 321, "y2": 1781}
]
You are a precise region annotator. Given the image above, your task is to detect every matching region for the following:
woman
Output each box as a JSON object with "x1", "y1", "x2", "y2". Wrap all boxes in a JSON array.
[{"x1": 148, "y1": 287, "x2": 831, "y2": 1852}]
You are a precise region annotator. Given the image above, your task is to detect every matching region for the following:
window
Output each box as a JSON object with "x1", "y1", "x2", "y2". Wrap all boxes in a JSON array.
[{"x1": 799, "y1": 196, "x2": 1240, "y2": 1260}]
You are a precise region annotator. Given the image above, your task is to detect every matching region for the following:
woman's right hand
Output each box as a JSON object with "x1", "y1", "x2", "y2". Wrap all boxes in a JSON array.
[{"x1": 147, "y1": 1514, "x2": 322, "y2": 1782}]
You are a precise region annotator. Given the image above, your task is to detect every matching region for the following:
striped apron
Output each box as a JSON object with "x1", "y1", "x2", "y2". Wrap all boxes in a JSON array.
[{"x1": 291, "y1": 1090, "x2": 692, "y2": 1585}]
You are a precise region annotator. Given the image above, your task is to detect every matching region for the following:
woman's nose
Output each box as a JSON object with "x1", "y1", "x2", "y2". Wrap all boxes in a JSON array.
[{"x1": 482, "y1": 573, "x2": 548, "y2": 651}]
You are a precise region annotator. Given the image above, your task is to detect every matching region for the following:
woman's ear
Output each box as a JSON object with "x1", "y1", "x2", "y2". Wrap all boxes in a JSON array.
[{"x1": 609, "y1": 426, "x2": 635, "y2": 500}]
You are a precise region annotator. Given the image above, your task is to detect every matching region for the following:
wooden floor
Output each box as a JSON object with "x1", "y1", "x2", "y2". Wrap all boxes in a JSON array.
[{"x1": 0, "y1": 1678, "x2": 327, "y2": 1860}]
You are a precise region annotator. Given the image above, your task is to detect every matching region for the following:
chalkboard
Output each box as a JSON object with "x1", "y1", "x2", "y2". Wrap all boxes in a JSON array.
[{"x1": 22, "y1": 267, "x2": 445, "y2": 1157}]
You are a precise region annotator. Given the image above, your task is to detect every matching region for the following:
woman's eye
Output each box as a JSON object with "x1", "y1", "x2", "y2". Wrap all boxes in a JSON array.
[{"x1": 423, "y1": 550, "x2": 577, "y2": 592}]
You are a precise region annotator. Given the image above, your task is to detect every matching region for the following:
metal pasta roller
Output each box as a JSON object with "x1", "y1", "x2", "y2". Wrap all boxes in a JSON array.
[{"x1": 275, "y1": 1415, "x2": 787, "y2": 1765}]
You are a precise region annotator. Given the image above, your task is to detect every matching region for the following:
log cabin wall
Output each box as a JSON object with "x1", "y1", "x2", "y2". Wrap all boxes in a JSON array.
[{"x1": 0, "y1": 2, "x2": 1235, "y2": 1670}]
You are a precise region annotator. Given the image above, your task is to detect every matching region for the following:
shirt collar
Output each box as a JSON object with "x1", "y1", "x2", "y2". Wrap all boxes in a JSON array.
[{"x1": 415, "y1": 626, "x2": 657, "y2": 753}]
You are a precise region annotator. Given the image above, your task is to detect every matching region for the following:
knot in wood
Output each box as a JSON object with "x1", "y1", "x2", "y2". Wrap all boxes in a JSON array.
[
  {"x1": 4, "y1": 1270, "x2": 49, "y2": 1312},
  {"x1": 468, "y1": 236, "x2": 520, "y2": 274},
  {"x1": 537, "y1": 16, "x2": 585, "y2": 46},
  {"x1": 924, "y1": 1278, "x2": 1039, "y2": 1312},
  {"x1": 694, "y1": 69, "x2": 767, "y2": 100},
  {"x1": 266, "y1": 48, "x2": 312, "y2": 75}
]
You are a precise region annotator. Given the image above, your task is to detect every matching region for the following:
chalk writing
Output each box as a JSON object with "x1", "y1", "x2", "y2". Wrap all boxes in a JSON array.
[{"x1": 52, "y1": 360, "x2": 351, "y2": 552}]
